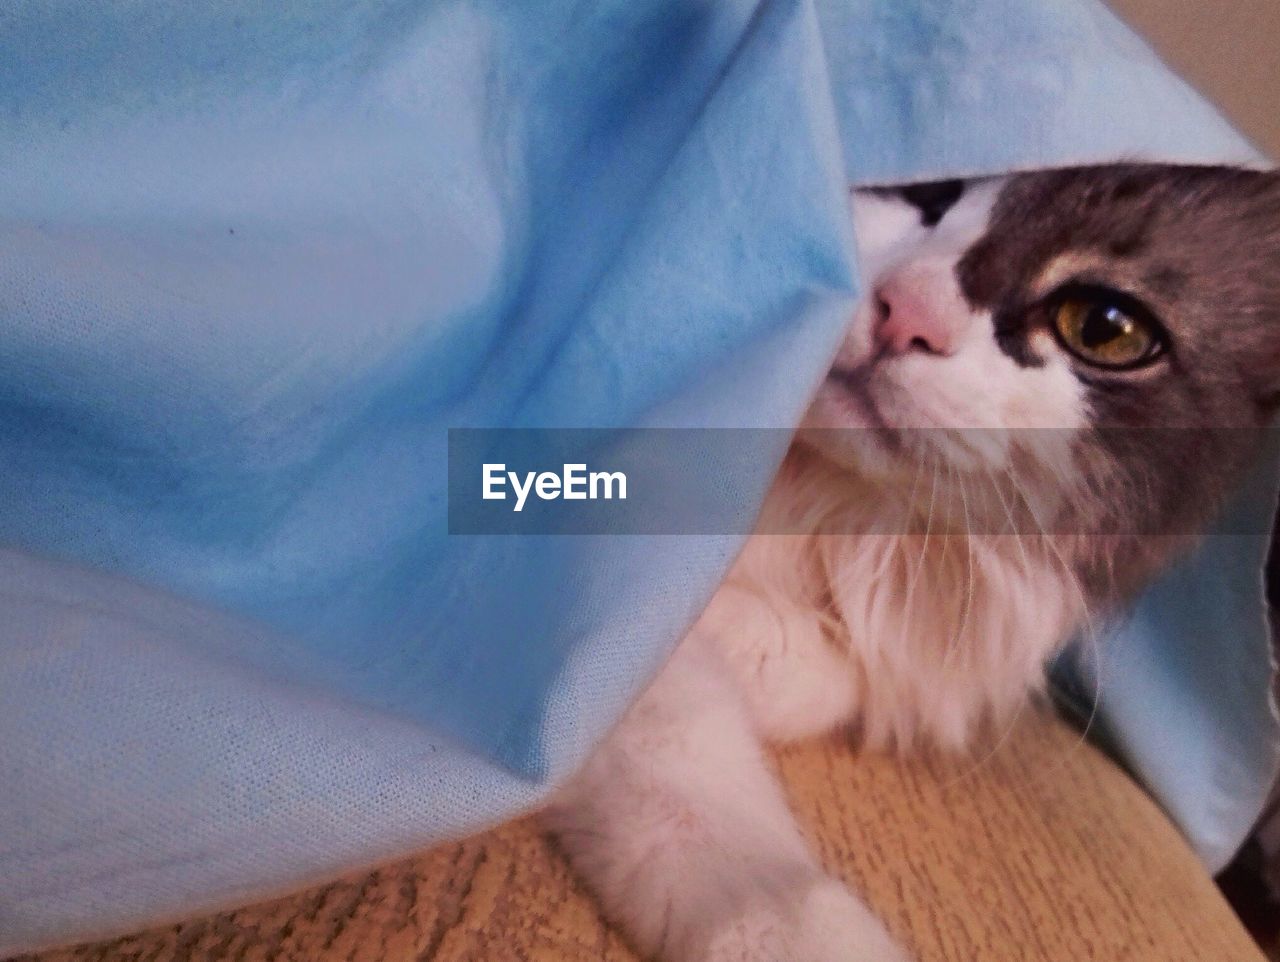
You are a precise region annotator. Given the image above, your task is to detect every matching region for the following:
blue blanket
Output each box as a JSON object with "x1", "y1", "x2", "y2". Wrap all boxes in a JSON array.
[{"x1": 1, "y1": 0, "x2": 1275, "y2": 951}]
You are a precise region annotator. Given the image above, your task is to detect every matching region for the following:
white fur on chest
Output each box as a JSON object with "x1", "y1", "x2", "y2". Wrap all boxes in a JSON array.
[{"x1": 698, "y1": 471, "x2": 1084, "y2": 751}]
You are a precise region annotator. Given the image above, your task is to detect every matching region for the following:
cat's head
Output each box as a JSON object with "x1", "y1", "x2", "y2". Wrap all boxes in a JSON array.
[{"x1": 801, "y1": 164, "x2": 1280, "y2": 596}]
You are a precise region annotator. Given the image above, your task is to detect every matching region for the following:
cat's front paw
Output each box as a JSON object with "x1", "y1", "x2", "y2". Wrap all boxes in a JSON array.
[{"x1": 699, "y1": 877, "x2": 911, "y2": 962}]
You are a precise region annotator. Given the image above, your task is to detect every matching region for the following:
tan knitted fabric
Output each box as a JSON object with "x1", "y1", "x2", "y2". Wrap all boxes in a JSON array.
[{"x1": 19, "y1": 708, "x2": 1262, "y2": 962}]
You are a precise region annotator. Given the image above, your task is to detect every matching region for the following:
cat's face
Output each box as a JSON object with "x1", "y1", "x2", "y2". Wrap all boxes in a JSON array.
[
  {"x1": 806, "y1": 175, "x2": 1086, "y2": 476},
  {"x1": 802, "y1": 165, "x2": 1280, "y2": 586}
]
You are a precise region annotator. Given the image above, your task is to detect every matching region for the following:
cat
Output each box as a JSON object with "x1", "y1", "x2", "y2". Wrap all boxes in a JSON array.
[{"x1": 545, "y1": 164, "x2": 1280, "y2": 962}]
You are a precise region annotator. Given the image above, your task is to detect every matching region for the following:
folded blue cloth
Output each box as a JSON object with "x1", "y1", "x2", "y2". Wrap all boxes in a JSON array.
[{"x1": 0, "y1": 0, "x2": 1274, "y2": 952}]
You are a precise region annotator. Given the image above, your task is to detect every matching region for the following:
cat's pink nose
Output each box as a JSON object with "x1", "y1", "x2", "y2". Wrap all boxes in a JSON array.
[{"x1": 873, "y1": 264, "x2": 969, "y2": 357}]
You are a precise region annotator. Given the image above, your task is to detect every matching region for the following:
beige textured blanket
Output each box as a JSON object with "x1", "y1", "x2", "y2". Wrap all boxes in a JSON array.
[{"x1": 18, "y1": 709, "x2": 1262, "y2": 962}]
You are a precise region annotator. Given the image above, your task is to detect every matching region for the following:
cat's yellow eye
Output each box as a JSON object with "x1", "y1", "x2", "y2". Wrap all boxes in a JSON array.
[{"x1": 1051, "y1": 293, "x2": 1166, "y2": 370}]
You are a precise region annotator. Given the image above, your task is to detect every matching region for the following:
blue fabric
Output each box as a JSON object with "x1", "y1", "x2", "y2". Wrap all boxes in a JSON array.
[{"x1": 0, "y1": 0, "x2": 1274, "y2": 951}]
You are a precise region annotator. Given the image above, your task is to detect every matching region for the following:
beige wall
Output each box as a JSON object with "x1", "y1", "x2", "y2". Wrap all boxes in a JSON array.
[{"x1": 1105, "y1": 0, "x2": 1280, "y2": 159}]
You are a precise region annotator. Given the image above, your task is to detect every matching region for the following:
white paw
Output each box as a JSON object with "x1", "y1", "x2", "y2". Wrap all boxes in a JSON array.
[{"x1": 699, "y1": 878, "x2": 911, "y2": 962}]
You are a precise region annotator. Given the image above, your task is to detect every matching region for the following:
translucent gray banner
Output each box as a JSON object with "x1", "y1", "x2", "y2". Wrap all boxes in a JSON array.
[{"x1": 448, "y1": 428, "x2": 1279, "y2": 536}]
